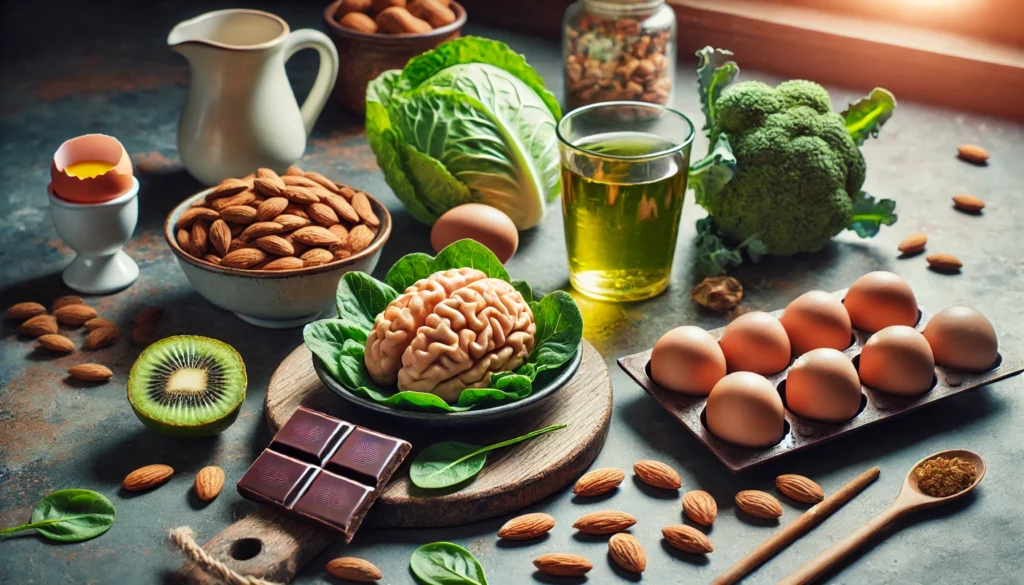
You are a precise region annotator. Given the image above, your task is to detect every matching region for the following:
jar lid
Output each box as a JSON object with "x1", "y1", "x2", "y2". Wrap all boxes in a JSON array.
[{"x1": 583, "y1": 0, "x2": 665, "y2": 13}]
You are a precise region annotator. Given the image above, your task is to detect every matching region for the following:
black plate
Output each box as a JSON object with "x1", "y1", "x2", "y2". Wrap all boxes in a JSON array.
[{"x1": 313, "y1": 343, "x2": 583, "y2": 428}]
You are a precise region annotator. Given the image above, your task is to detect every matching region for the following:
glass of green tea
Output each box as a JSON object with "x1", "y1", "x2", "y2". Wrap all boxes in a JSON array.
[{"x1": 557, "y1": 101, "x2": 694, "y2": 302}]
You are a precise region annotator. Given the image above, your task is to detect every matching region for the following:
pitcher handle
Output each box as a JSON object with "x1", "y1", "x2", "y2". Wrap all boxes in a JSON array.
[{"x1": 283, "y1": 28, "x2": 339, "y2": 135}]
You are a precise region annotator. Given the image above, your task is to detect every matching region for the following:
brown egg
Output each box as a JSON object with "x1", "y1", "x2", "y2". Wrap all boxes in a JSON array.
[
  {"x1": 719, "y1": 311, "x2": 791, "y2": 375},
  {"x1": 785, "y1": 348, "x2": 862, "y2": 423},
  {"x1": 844, "y1": 271, "x2": 918, "y2": 333},
  {"x1": 706, "y1": 372, "x2": 786, "y2": 448},
  {"x1": 50, "y1": 134, "x2": 134, "y2": 204},
  {"x1": 430, "y1": 203, "x2": 519, "y2": 263},
  {"x1": 922, "y1": 306, "x2": 999, "y2": 372},
  {"x1": 779, "y1": 290, "x2": 853, "y2": 356},
  {"x1": 650, "y1": 326, "x2": 726, "y2": 396},
  {"x1": 859, "y1": 326, "x2": 935, "y2": 397}
]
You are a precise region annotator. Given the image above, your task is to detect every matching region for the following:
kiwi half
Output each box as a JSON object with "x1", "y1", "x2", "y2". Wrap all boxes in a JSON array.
[{"x1": 128, "y1": 335, "x2": 246, "y2": 438}]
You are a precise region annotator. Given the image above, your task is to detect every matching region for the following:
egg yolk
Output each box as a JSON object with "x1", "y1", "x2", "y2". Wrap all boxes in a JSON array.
[{"x1": 65, "y1": 161, "x2": 115, "y2": 179}]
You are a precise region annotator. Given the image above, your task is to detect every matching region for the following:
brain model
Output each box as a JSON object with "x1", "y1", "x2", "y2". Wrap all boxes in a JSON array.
[{"x1": 365, "y1": 268, "x2": 537, "y2": 402}]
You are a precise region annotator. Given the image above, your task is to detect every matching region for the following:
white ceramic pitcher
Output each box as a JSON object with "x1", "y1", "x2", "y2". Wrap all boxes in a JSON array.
[{"x1": 169, "y1": 9, "x2": 339, "y2": 185}]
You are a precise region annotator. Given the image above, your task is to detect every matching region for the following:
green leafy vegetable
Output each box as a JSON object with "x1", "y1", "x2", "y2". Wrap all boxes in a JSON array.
[
  {"x1": 410, "y1": 542, "x2": 488, "y2": 585},
  {"x1": 511, "y1": 279, "x2": 534, "y2": 302},
  {"x1": 366, "y1": 37, "x2": 561, "y2": 230},
  {"x1": 689, "y1": 134, "x2": 737, "y2": 207},
  {"x1": 0, "y1": 489, "x2": 115, "y2": 542},
  {"x1": 384, "y1": 252, "x2": 436, "y2": 292},
  {"x1": 432, "y1": 239, "x2": 510, "y2": 282},
  {"x1": 847, "y1": 191, "x2": 898, "y2": 238},
  {"x1": 411, "y1": 424, "x2": 565, "y2": 489},
  {"x1": 695, "y1": 46, "x2": 739, "y2": 136},
  {"x1": 528, "y1": 291, "x2": 584, "y2": 375},
  {"x1": 843, "y1": 88, "x2": 897, "y2": 146},
  {"x1": 693, "y1": 217, "x2": 766, "y2": 277}
]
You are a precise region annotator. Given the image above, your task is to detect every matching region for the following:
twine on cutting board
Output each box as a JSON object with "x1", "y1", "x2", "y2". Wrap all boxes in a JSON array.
[{"x1": 170, "y1": 526, "x2": 282, "y2": 585}]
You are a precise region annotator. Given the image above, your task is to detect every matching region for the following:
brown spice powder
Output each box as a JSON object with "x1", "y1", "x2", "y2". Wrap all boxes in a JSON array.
[{"x1": 914, "y1": 456, "x2": 977, "y2": 498}]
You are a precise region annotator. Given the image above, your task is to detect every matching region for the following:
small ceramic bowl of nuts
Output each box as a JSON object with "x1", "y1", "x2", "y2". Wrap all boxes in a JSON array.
[
  {"x1": 164, "y1": 166, "x2": 391, "y2": 329},
  {"x1": 323, "y1": 0, "x2": 467, "y2": 113}
]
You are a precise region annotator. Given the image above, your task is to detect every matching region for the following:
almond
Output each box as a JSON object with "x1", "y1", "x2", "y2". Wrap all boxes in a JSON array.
[
  {"x1": 735, "y1": 490, "x2": 783, "y2": 519},
  {"x1": 282, "y1": 185, "x2": 320, "y2": 205},
  {"x1": 351, "y1": 191, "x2": 380, "y2": 227},
  {"x1": 209, "y1": 219, "x2": 232, "y2": 257},
  {"x1": 533, "y1": 554, "x2": 593, "y2": 577},
  {"x1": 328, "y1": 224, "x2": 349, "y2": 242},
  {"x1": 337, "y1": 13, "x2": 377, "y2": 35},
  {"x1": 256, "y1": 197, "x2": 289, "y2": 222},
  {"x1": 956, "y1": 144, "x2": 989, "y2": 164},
  {"x1": 220, "y1": 205, "x2": 258, "y2": 224},
  {"x1": 203, "y1": 254, "x2": 222, "y2": 265},
  {"x1": 194, "y1": 466, "x2": 225, "y2": 502},
  {"x1": 333, "y1": 246, "x2": 353, "y2": 262},
  {"x1": 177, "y1": 228, "x2": 191, "y2": 251},
  {"x1": 927, "y1": 253, "x2": 962, "y2": 272},
  {"x1": 281, "y1": 175, "x2": 321, "y2": 188},
  {"x1": 175, "y1": 206, "x2": 219, "y2": 229},
  {"x1": 38, "y1": 334, "x2": 75, "y2": 353},
  {"x1": 345, "y1": 225, "x2": 376, "y2": 253},
  {"x1": 572, "y1": 510, "x2": 637, "y2": 535},
  {"x1": 282, "y1": 205, "x2": 309, "y2": 219},
  {"x1": 221, "y1": 248, "x2": 268, "y2": 269},
  {"x1": 209, "y1": 190, "x2": 256, "y2": 211},
  {"x1": 84, "y1": 317, "x2": 117, "y2": 330},
  {"x1": 409, "y1": 0, "x2": 456, "y2": 27},
  {"x1": 284, "y1": 165, "x2": 305, "y2": 176},
  {"x1": 376, "y1": 6, "x2": 432, "y2": 34},
  {"x1": 52, "y1": 295, "x2": 84, "y2": 311},
  {"x1": 321, "y1": 194, "x2": 360, "y2": 223},
  {"x1": 239, "y1": 221, "x2": 285, "y2": 242},
  {"x1": 20, "y1": 314, "x2": 58, "y2": 337},
  {"x1": 132, "y1": 306, "x2": 164, "y2": 326},
  {"x1": 573, "y1": 468, "x2": 625, "y2": 496},
  {"x1": 206, "y1": 178, "x2": 249, "y2": 200},
  {"x1": 7, "y1": 301, "x2": 46, "y2": 321},
  {"x1": 122, "y1": 464, "x2": 174, "y2": 492},
  {"x1": 255, "y1": 235, "x2": 295, "y2": 257},
  {"x1": 497, "y1": 513, "x2": 555, "y2": 540},
  {"x1": 248, "y1": 195, "x2": 266, "y2": 208},
  {"x1": 253, "y1": 177, "x2": 284, "y2": 198},
  {"x1": 307, "y1": 202, "x2": 340, "y2": 227},
  {"x1": 301, "y1": 248, "x2": 335, "y2": 267},
  {"x1": 776, "y1": 474, "x2": 824, "y2": 504},
  {"x1": 662, "y1": 524, "x2": 713, "y2": 554},
  {"x1": 339, "y1": 186, "x2": 357, "y2": 201},
  {"x1": 293, "y1": 226, "x2": 340, "y2": 247},
  {"x1": 228, "y1": 240, "x2": 257, "y2": 253},
  {"x1": 682, "y1": 490, "x2": 717, "y2": 526},
  {"x1": 898, "y1": 233, "x2": 927, "y2": 255},
  {"x1": 633, "y1": 460, "x2": 681, "y2": 490},
  {"x1": 68, "y1": 363, "x2": 113, "y2": 382},
  {"x1": 189, "y1": 221, "x2": 209, "y2": 257},
  {"x1": 952, "y1": 194, "x2": 985, "y2": 213},
  {"x1": 85, "y1": 326, "x2": 120, "y2": 350},
  {"x1": 608, "y1": 533, "x2": 645, "y2": 573},
  {"x1": 55, "y1": 304, "x2": 97, "y2": 327},
  {"x1": 326, "y1": 557, "x2": 382, "y2": 582},
  {"x1": 273, "y1": 214, "x2": 311, "y2": 232},
  {"x1": 304, "y1": 171, "x2": 341, "y2": 194},
  {"x1": 262, "y1": 256, "x2": 305, "y2": 271}
]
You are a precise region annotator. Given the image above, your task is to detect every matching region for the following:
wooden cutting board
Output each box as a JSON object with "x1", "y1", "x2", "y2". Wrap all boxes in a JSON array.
[{"x1": 176, "y1": 340, "x2": 612, "y2": 584}]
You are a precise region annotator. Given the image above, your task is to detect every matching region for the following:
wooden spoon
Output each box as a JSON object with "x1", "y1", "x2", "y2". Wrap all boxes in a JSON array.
[{"x1": 779, "y1": 449, "x2": 985, "y2": 585}]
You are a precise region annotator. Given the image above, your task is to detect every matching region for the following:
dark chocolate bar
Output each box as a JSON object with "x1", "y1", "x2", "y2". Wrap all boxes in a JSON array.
[{"x1": 237, "y1": 407, "x2": 411, "y2": 541}]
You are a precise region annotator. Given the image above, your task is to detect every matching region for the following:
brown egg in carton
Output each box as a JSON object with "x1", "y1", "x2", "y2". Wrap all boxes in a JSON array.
[{"x1": 617, "y1": 289, "x2": 1023, "y2": 474}]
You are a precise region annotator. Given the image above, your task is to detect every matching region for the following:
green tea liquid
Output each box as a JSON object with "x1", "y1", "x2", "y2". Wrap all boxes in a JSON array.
[{"x1": 561, "y1": 132, "x2": 688, "y2": 302}]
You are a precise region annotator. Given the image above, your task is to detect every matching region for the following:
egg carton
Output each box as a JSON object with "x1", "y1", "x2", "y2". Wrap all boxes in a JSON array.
[{"x1": 616, "y1": 289, "x2": 1023, "y2": 474}]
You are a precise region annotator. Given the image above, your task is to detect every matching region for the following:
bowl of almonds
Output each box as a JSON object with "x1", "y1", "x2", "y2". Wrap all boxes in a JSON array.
[{"x1": 164, "y1": 166, "x2": 391, "y2": 329}]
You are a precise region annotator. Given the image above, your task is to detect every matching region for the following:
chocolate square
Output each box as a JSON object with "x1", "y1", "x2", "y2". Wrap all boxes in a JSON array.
[
  {"x1": 326, "y1": 427, "x2": 411, "y2": 487},
  {"x1": 291, "y1": 471, "x2": 373, "y2": 532},
  {"x1": 270, "y1": 407, "x2": 352, "y2": 465},
  {"x1": 236, "y1": 450, "x2": 317, "y2": 506}
]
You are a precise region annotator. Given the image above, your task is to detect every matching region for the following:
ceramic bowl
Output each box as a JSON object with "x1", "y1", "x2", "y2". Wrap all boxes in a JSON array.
[
  {"x1": 322, "y1": 0, "x2": 467, "y2": 113},
  {"x1": 164, "y1": 188, "x2": 391, "y2": 328},
  {"x1": 313, "y1": 343, "x2": 583, "y2": 428}
]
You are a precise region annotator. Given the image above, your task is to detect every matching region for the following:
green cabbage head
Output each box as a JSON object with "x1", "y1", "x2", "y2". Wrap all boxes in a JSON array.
[{"x1": 365, "y1": 37, "x2": 562, "y2": 230}]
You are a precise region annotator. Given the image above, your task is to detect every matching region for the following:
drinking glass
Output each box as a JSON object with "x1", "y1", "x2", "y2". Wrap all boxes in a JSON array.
[{"x1": 557, "y1": 101, "x2": 694, "y2": 302}]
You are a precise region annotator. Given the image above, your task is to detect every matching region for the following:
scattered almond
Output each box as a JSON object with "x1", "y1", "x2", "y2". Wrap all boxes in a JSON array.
[
  {"x1": 325, "y1": 557, "x2": 382, "y2": 582},
  {"x1": 956, "y1": 144, "x2": 989, "y2": 164},
  {"x1": 194, "y1": 466, "x2": 226, "y2": 502},
  {"x1": 54, "y1": 304, "x2": 98, "y2": 327},
  {"x1": 927, "y1": 253, "x2": 963, "y2": 272},
  {"x1": 21, "y1": 315, "x2": 58, "y2": 337},
  {"x1": 7, "y1": 302, "x2": 46, "y2": 321},
  {"x1": 682, "y1": 490, "x2": 717, "y2": 526},
  {"x1": 662, "y1": 524, "x2": 713, "y2": 554},
  {"x1": 84, "y1": 317, "x2": 117, "y2": 330},
  {"x1": 776, "y1": 474, "x2": 824, "y2": 504},
  {"x1": 68, "y1": 363, "x2": 113, "y2": 382},
  {"x1": 301, "y1": 248, "x2": 335, "y2": 267},
  {"x1": 497, "y1": 513, "x2": 555, "y2": 540},
  {"x1": 608, "y1": 533, "x2": 646, "y2": 573},
  {"x1": 533, "y1": 554, "x2": 593, "y2": 577},
  {"x1": 633, "y1": 460, "x2": 681, "y2": 490},
  {"x1": 898, "y1": 233, "x2": 927, "y2": 255},
  {"x1": 38, "y1": 334, "x2": 75, "y2": 353},
  {"x1": 122, "y1": 464, "x2": 174, "y2": 492},
  {"x1": 574, "y1": 468, "x2": 625, "y2": 496},
  {"x1": 221, "y1": 248, "x2": 268, "y2": 269},
  {"x1": 952, "y1": 194, "x2": 985, "y2": 213},
  {"x1": 85, "y1": 326, "x2": 120, "y2": 350},
  {"x1": 52, "y1": 295, "x2": 84, "y2": 311},
  {"x1": 133, "y1": 306, "x2": 164, "y2": 326},
  {"x1": 736, "y1": 490, "x2": 783, "y2": 519},
  {"x1": 572, "y1": 510, "x2": 637, "y2": 535},
  {"x1": 263, "y1": 256, "x2": 305, "y2": 271}
]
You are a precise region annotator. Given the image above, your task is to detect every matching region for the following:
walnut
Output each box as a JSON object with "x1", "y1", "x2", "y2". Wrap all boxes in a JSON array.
[{"x1": 364, "y1": 269, "x2": 536, "y2": 402}]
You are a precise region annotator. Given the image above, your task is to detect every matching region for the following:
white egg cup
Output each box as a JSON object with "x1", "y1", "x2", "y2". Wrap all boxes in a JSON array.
[{"x1": 48, "y1": 177, "x2": 140, "y2": 294}]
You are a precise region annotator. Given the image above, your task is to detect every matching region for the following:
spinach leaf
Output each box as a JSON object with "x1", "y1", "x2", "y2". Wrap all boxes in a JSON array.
[
  {"x1": 847, "y1": 191, "x2": 898, "y2": 238},
  {"x1": 410, "y1": 542, "x2": 488, "y2": 585},
  {"x1": 695, "y1": 46, "x2": 739, "y2": 136},
  {"x1": 843, "y1": 88, "x2": 897, "y2": 146},
  {"x1": 0, "y1": 489, "x2": 114, "y2": 542},
  {"x1": 410, "y1": 424, "x2": 566, "y2": 489},
  {"x1": 385, "y1": 252, "x2": 435, "y2": 292},
  {"x1": 528, "y1": 291, "x2": 584, "y2": 374},
  {"x1": 432, "y1": 239, "x2": 510, "y2": 282},
  {"x1": 511, "y1": 279, "x2": 534, "y2": 302},
  {"x1": 303, "y1": 319, "x2": 368, "y2": 381},
  {"x1": 345, "y1": 272, "x2": 398, "y2": 323}
]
